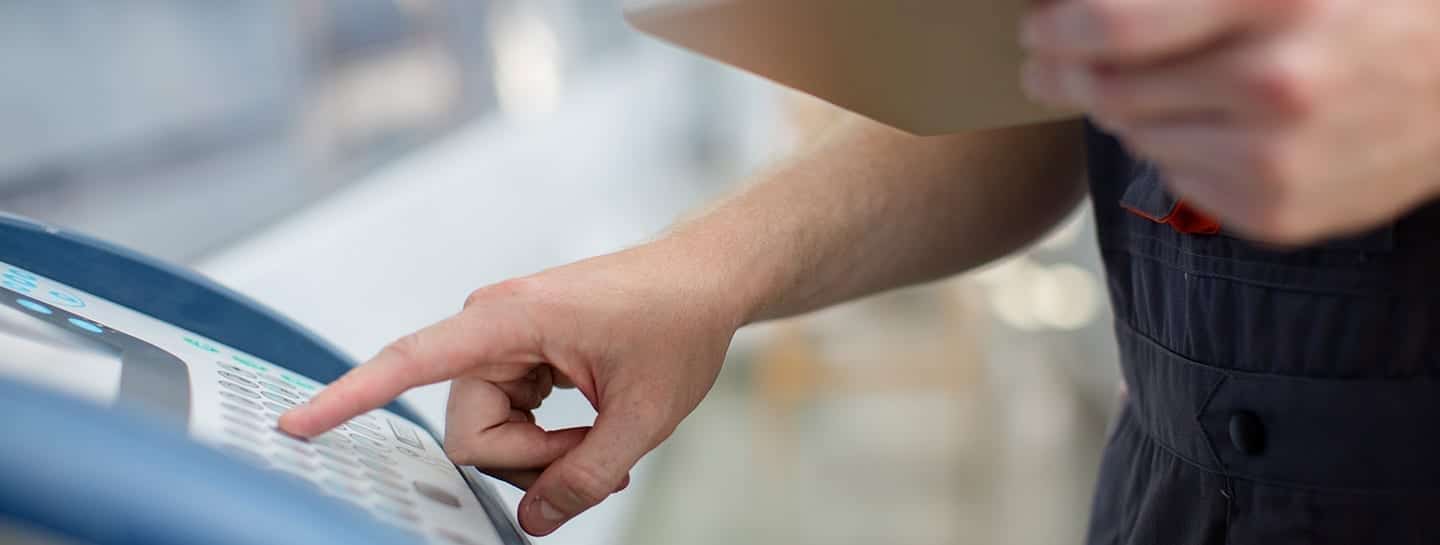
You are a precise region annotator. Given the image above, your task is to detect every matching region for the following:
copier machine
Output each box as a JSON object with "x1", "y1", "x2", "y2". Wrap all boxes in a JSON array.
[{"x1": 0, "y1": 213, "x2": 530, "y2": 545}]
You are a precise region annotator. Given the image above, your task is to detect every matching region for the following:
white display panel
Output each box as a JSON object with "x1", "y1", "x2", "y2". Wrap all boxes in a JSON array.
[{"x1": 0, "y1": 261, "x2": 501, "y2": 545}]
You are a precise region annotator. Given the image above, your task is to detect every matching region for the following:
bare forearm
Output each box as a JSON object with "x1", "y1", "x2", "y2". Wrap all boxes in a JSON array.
[{"x1": 657, "y1": 116, "x2": 1087, "y2": 325}]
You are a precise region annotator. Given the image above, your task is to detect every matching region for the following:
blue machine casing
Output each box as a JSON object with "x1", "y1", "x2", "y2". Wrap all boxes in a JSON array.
[{"x1": 0, "y1": 213, "x2": 528, "y2": 545}]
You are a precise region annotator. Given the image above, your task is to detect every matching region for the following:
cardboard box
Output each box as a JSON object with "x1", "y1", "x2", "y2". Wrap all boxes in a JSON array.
[{"x1": 626, "y1": 0, "x2": 1080, "y2": 135}]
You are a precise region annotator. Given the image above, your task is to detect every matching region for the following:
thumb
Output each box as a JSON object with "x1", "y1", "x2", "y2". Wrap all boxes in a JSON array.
[{"x1": 518, "y1": 399, "x2": 669, "y2": 536}]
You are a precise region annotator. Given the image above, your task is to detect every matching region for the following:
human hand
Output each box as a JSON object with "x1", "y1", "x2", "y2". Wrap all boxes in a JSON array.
[
  {"x1": 279, "y1": 242, "x2": 741, "y2": 536},
  {"x1": 1021, "y1": 0, "x2": 1440, "y2": 243}
]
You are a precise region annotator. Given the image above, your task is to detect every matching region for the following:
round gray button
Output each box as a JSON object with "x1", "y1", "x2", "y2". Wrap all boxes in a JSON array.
[
  {"x1": 369, "y1": 473, "x2": 407, "y2": 494},
  {"x1": 371, "y1": 500, "x2": 420, "y2": 523},
  {"x1": 272, "y1": 440, "x2": 314, "y2": 459},
  {"x1": 217, "y1": 370, "x2": 258, "y2": 389},
  {"x1": 320, "y1": 461, "x2": 359, "y2": 479},
  {"x1": 370, "y1": 485, "x2": 414, "y2": 507},
  {"x1": 350, "y1": 417, "x2": 383, "y2": 433},
  {"x1": 358, "y1": 457, "x2": 400, "y2": 476},
  {"x1": 219, "y1": 391, "x2": 263, "y2": 410},
  {"x1": 224, "y1": 426, "x2": 262, "y2": 444},
  {"x1": 259, "y1": 377, "x2": 298, "y2": 396},
  {"x1": 350, "y1": 432, "x2": 390, "y2": 450},
  {"x1": 221, "y1": 413, "x2": 264, "y2": 432},
  {"x1": 261, "y1": 391, "x2": 296, "y2": 408},
  {"x1": 218, "y1": 380, "x2": 259, "y2": 398},
  {"x1": 316, "y1": 444, "x2": 356, "y2": 461},
  {"x1": 220, "y1": 401, "x2": 262, "y2": 419},
  {"x1": 411, "y1": 481, "x2": 461, "y2": 509},
  {"x1": 394, "y1": 446, "x2": 422, "y2": 458},
  {"x1": 273, "y1": 453, "x2": 316, "y2": 473},
  {"x1": 354, "y1": 445, "x2": 396, "y2": 466},
  {"x1": 217, "y1": 363, "x2": 258, "y2": 379},
  {"x1": 322, "y1": 478, "x2": 365, "y2": 497},
  {"x1": 314, "y1": 432, "x2": 352, "y2": 447}
]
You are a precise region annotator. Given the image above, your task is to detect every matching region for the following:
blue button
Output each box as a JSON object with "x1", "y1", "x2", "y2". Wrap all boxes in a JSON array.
[
  {"x1": 1, "y1": 274, "x2": 36, "y2": 288},
  {"x1": 4, "y1": 268, "x2": 36, "y2": 282},
  {"x1": 16, "y1": 298, "x2": 52, "y2": 315},
  {"x1": 1, "y1": 280, "x2": 33, "y2": 294},
  {"x1": 48, "y1": 290, "x2": 84, "y2": 308},
  {"x1": 67, "y1": 318, "x2": 103, "y2": 334},
  {"x1": 183, "y1": 336, "x2": 220, "y2": 354}
]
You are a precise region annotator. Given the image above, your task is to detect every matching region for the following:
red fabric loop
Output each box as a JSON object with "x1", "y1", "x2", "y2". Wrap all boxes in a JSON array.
[{"x1": 1122, "y1": 199, "x2": 1221, "y2": 235}]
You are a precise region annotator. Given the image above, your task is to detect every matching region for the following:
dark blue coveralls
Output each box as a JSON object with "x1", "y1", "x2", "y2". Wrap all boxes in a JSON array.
[{"x1": 1083, "y1": 122, "x2": 1440, "y2": 544}]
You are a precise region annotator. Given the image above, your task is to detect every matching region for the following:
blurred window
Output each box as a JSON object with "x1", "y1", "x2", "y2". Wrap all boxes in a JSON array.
[{"x1": 0, "y1": 0, "x2": 633, "y2": 262}]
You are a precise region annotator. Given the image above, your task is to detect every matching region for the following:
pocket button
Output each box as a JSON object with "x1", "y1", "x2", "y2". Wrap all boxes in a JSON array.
[{"x1": 1228, "y1": 410, "x2": 1266, "y2": 456}]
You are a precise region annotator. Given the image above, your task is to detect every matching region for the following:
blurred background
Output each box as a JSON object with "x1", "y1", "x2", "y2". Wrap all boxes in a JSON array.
[{"x1": 1, "y1": 1, "x2": 1121, "y2": 544}]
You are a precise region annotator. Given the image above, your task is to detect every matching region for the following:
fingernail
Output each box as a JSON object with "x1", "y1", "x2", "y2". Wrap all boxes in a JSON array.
[{"x1": 538, "y1": 499, "x2": 566, "y2": 523}]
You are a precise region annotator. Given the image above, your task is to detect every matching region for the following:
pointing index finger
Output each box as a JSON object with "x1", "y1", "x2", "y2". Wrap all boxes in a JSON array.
[
  {"x1": 280, "y1": 311, "x2": 527, "y2": 437},
  {"x1": 278, "y1": 344, "x2": 418, "y2": 437}
]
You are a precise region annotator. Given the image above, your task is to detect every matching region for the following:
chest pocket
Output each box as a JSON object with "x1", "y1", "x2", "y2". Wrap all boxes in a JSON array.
[{"x1": 1114, "y1": 162, "x2": 1398, "y2": 296}]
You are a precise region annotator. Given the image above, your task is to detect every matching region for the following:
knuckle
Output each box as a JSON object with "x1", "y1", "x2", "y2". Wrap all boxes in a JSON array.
[
  {"x1": 1275, "y1": 0, "x2": 1323, "y2": 19},
  {"x1": 462, "y1": 289, "x2": 487, "y2": 309},
  {"x1": 442, "y1": 438, "x2": 474, "y2": 464},
  {"x1": 380, "y1": 333, "x2": 425, "y2": 365},
  {"x1": 554, "y1": 460, "x2": 619, "y2": 508},
  {"x1": 465, "y1": 276, "x2": 544, "y2": 308},
  {"x1": 495, "y1": 276, "x2": 544, "y2": 298},
  {"x1": 1248, "y1": 59, "x2": 1319, "y2": 118},
  {"x1": 635, "y1": 401, "x2": 684, "y2": 446},
  {"x1": 1246, "y1": 141, "x2": 1301, "y2": 189},
  {"x1": 1085, "y1": 0, "x2": 1141, "y2": 51},
  {"x1": 1090, "y1": 78, "x2": 1137, "y2": 122}
]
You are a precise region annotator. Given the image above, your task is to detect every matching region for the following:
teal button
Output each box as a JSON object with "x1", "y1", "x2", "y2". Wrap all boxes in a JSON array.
[
  {"x1": 16, "y1": 298, "x2": 51, "y2": 315},
  {"x1": 3, "y1": 271, "x2": 36, "y2": 286},
  {"x1": 4, "y1": 268, "x2": 36, "y2": 280},
  {"x1": 1, "y1": 280, "x2": 33, "y2": 294},
  {"x1": 16, "y1": 298, "x2": 52, "y2": 315},
  {"x1": 2, "y1": 274, "x2": 35, "y2": 288},
  {"x1": 281, "y1": 373, "x2": 320, "y2": 391},
  {"x1": 231, "y1": 354, "x2": 268, "y2": 373},
  {"x1": 48, "y1": 290, "x2": 84, "y2": 308},
  {"x1": 183, "y1": 336, "x2": 220, "y2": 354},
  {"x1": 67, "y1": 318, "x2": 103, "y2": 334}
]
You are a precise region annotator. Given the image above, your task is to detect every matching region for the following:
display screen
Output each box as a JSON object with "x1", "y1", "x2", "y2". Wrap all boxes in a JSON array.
[
  {"x1": 0, "y1": 261, "x2": 319, "y2": 427},
  {"x1": 0, "y1": 299, "x2": 122, "y2": 404}
]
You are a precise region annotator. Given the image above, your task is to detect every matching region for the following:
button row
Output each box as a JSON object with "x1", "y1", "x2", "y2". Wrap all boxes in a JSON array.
[
  {"x1": 215, "y1": 437, "x2": 422, "y2": 527},
  {"x1": 215, "y1": 439, "x2": 469, "y2": 544},
  {"x1": 211, "y1": 363, "x2": 475, "y2": 542}
]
